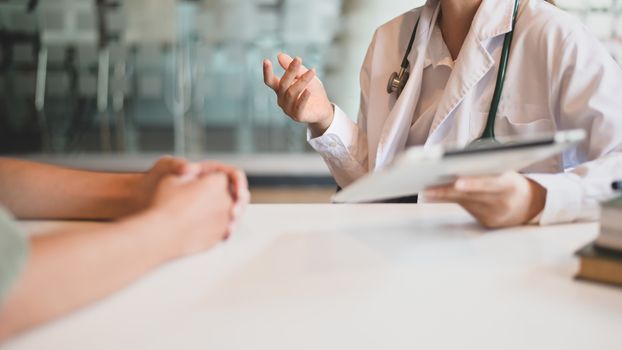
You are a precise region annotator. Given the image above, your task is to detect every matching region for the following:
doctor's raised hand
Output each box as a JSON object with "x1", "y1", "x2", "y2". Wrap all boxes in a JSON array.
[{"x1": 263, "y1": 53, "x2": 334, "y2": 137}]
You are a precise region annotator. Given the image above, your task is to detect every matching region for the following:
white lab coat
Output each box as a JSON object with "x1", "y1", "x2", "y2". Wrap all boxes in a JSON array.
[{"x1": 308, "y1": 0, "x2": 622, "y2": 225}]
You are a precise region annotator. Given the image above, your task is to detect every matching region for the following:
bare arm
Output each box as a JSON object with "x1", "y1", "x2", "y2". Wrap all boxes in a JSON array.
[
  {"x1": 0, "y1": 158, "x2": 146, "y2": 220},
  {"x1": 0, "y1": 172, "x2": 235, "y2": 341},
  {"x1": 0, "y1": 212, "x2": 173, "y2": 340},
  {"x1": 0, "y1": 157, "x2": 250, "y2": 222}
]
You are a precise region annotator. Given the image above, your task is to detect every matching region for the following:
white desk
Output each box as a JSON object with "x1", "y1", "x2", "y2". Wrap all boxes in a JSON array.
[{"x1": 3, "y1": 204, "x2": 622, "y2": 350}]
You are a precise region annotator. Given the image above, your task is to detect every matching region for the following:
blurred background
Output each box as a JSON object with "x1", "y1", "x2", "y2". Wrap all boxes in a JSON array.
[{"x1": 1, "y1": 0, "x2": 621, "y2": 202}]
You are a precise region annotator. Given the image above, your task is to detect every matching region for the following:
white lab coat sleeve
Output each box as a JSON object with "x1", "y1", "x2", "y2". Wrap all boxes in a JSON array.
[
  {"x1": 307, "y1": 32, "x2": 377, "y2": 188},
  {"x1": 527, "y1": 24, "x2": 622, "y2": 225}
]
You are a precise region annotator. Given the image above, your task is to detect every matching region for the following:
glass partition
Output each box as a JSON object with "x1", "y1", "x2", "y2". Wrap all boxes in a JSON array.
[{"x1": 0, "y1": 0, "x2": 620, "y2": 157}]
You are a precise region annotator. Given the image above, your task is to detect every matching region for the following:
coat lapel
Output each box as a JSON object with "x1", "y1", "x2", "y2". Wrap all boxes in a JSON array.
[
  {"x1": 425, "y1": 35, "x2": 495, "y2": 143},
  {"x1": 374, "y1": 2, "x2": 440, "y2": 170},
  {"x1": 425, "y1": 0, "x2": 518, "y2": 146}
]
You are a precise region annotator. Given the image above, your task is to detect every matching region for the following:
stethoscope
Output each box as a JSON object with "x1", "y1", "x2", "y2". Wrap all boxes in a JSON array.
[{"x1": 387, "y1": 0, "x2": 520, "y2": 145}]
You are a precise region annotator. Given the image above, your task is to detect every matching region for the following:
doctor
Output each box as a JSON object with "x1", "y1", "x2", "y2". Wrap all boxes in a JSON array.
[{"x1": 263, "y1": 0, "x2": 622, "y2": 228}]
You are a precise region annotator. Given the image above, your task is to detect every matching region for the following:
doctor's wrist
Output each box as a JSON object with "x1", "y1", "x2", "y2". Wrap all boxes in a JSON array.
[{"x1": 308, "y1": 105, "x2": 335, "y2": 138}]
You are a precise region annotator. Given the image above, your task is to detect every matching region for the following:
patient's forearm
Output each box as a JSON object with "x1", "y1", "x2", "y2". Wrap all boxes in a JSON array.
[
  {"x1": 0, "y1": 158, "x2": 144, "y2": 220},
  {"x1": 0, "y1": 210, "x2": 176, "y2": 341}
]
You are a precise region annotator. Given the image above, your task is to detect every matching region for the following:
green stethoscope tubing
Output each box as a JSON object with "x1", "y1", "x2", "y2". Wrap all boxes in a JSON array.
[{"x1": 399, "y1": 0, "x2": 520, "y2": 143}]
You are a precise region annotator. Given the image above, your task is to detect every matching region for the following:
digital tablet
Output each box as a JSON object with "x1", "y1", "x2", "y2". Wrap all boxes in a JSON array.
[{"x1": 332, "y1": 129, "x2": 586, "y2": 203}]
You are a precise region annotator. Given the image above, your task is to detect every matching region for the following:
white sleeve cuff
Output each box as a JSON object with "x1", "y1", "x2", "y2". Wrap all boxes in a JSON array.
[
  {"x1": 526, "y1": 173, "x2": 595, "y2": 225},
  {"x1": 306, "y1": 105, "x2": 368, "y2": 188},
  {"x1": 307, "y1": 104, "x2": 356, "y2": 150}
]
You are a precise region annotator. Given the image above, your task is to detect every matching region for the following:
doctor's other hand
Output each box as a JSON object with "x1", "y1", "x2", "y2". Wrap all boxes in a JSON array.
[
  {"x1": 424, "y1": 172, "x2": 547, "y2": 229},
  {"x1": 148, "y1": 172, "x2": 234, "y2": 259},
  {"x1": 263, "y1": 53, "x2": 334, "y2": 138}
]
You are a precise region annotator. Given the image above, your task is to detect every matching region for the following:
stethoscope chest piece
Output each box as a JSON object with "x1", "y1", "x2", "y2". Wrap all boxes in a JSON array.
[{"x1": 387, "y1": 66, "x2": 410, "y2": 95}]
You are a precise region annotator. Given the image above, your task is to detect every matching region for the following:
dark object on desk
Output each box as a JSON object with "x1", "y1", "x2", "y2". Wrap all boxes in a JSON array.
[
  {"x1": 613, "y1": 181, "x2": 622, "y2": 192},
  {"x1": 250, "y1": 175, "x2": 336, "y2": 188},
  {"x1": 576, "y1": 243, "x2": 622, "y2": 287},
  {"x1": 383, "y1": 195, "x2": 419, "y2": 203}
]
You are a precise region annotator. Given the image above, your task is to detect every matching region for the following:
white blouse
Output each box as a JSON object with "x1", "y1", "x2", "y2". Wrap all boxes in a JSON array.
[{"x1": 406, "y1": 22, "x2": 455, "y2": 147}]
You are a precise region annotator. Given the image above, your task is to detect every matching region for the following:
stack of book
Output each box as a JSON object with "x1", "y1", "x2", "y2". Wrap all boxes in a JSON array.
[{"x1": 576, "y1": 196, "x2": 622, "y2": 286}]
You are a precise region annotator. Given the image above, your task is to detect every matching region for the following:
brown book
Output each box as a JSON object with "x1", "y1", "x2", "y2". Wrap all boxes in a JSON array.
[{"x1": 576, "y1": 243, "x2": 622, "y2": 287}]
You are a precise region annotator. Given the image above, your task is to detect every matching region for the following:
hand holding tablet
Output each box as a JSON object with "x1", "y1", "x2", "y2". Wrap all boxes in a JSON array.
[{"x1": 333, "y1": 130, "x2": 586, "y2": 204}]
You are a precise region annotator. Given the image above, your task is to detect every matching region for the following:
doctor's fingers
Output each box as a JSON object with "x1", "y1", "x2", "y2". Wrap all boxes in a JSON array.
[
  {"x1": 459, "y1": 201, "x2": 505, "y2": 228},
  {"x1": 263, "y1": 59, "x2": 280, "y2": 91},
  {"x1": 293, "y1": 89, "x2": 312, "y2": 118},
  {"x1": 278, "y1": 57, "x2": 304, "y2": 96},
  {"x1": 277, "y1": 52, "x2": 294, "y2": 68},
  {"x1": 280, "y1": 69, "x2": 316, "y2": 112},
  {"x1": 277, "y1": 53, "x2": 309, "y2": 73},
  {"x1": 278, "y1": 53, "x2": 314, "y2": 86}
]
